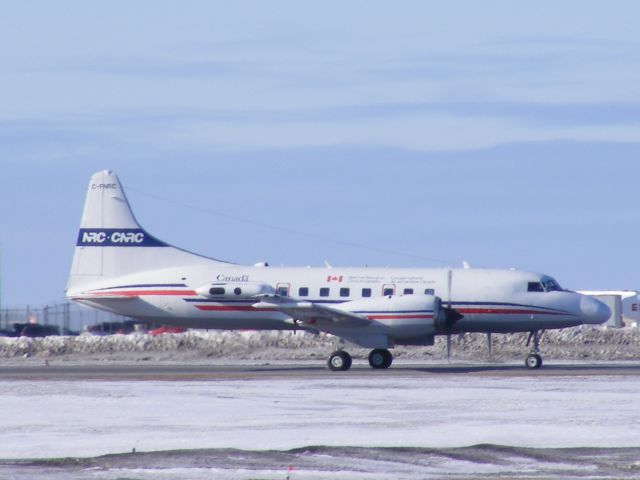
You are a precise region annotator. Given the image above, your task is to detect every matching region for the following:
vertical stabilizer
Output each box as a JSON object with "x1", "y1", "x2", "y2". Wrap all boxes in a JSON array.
[{"x1": 67, "y1": 170, "x2": 225, "y2": 295}]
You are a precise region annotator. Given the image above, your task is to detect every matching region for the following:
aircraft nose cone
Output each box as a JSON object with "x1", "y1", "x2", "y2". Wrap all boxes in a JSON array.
[{"x1": 579, "y1": 296, "x2": 611, "y2": 324}]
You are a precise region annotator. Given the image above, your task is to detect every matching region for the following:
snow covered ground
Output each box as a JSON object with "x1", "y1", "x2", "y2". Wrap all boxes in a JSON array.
[
  {"x1": 2, "y1": 328, "x2": 640, "y2": 478},
  {"x1": 2, "y1": 373, "x2": 640, "y2": 478},
  {"x1": 4, "y1": 374, "x2": 640, "y2": 458},
  {"x1": 2, "y1": 327, "x2": 640, "y2": 363}
]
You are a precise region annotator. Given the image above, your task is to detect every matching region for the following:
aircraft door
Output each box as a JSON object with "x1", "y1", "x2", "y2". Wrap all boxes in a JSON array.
[
  {"x1": 382, "y1": 284, "x2": 395, "y2": 296},
  {"x1": 276, "y1": 283, "x2": 290, "y2": 297}
]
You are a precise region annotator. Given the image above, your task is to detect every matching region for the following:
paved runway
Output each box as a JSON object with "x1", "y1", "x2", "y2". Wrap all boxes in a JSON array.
[{"x1": 2, "y1": 361, "x2": 640, "y2": 380}]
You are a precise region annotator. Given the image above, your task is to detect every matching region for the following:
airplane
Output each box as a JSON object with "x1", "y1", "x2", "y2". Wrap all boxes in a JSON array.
[{"x1": 66, "y1": 171, "x2": 611, "y2": 370}]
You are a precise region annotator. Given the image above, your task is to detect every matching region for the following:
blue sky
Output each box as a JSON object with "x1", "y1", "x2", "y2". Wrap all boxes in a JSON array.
[{"x1": 1, "y1": 1, "x2": 640, "y2": 306}]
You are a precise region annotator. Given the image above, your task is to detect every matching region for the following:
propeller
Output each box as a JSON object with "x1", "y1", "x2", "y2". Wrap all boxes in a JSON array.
[
  {"x1": 443, "y1": 307, "x2": 464, "y2": 323},
  {"x1": 444, "y1": 269, "x2": 459, "y2": 363},
  {"x1": 443, "y1": 268, "x2": 464, "y2": 326}
]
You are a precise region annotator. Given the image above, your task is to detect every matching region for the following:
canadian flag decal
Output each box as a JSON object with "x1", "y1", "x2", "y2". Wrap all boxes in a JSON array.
[{"x1": 326, "y1": 275, "x2": 343, "y2": 282}]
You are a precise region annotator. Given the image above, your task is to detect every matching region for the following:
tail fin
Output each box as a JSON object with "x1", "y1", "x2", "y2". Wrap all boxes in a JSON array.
[{"x1": 67, "y1": 170, "x2": 226, "y2": 295}]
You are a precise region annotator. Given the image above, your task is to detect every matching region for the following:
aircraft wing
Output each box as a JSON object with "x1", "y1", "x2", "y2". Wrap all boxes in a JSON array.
[{"x1": 252, "y1": 298, "x2": 371, "y2": 327}]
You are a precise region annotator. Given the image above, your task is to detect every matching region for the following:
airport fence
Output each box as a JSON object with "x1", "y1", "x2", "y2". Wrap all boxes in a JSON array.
[{"x1": 0, "y1": 302, "x2": 131, "y2": 335}]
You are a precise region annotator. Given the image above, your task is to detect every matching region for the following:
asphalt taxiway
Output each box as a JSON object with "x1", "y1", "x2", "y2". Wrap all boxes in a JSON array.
[{"x1": 2, "y1": 361, "x2": 640, "y2": 380}]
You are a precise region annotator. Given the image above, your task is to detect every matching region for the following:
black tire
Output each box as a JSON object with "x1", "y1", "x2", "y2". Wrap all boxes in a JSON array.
[
  {"x1": 525, "y1": 353, "x2": 543, "y2": 369},
  {"x1": 343, "y1": 352, "x2": 353, "y2": 370},
  {"x1": 369, "y1": 349, "x2": 393, "y2": 369},
  {"x1": 328, "y1": 350, "x2": 352, "y2": 371}
]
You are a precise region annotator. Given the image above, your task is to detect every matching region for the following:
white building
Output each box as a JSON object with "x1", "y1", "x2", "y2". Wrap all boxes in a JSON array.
[{"x1": 578, "y1": 290, "x2": 639, "y2": 328}]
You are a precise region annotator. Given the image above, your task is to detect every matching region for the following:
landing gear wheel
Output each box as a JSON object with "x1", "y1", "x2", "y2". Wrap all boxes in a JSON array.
[
  {"x1": 368, "y1": 349, "x2": 393, "y2": 369},
  {"x1": 525, "y1": 353, "x2": 543, "y2": 369},
  {"x1": 328, "y1": 350, "x2": 352, "y2": 371},
  {"x1": 524, "y1": 331, "x2": 543, "y2": 369}
]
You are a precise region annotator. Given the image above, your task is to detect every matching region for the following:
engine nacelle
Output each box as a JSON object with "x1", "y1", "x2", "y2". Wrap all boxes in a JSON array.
[
  {"x1": 195, "y1": 282, "x2": 275, "y2": 299},
  {"x1": 336, "y1": 294, "x2": 443, "y2": 325},
  {"x1": 330, "y1": 294, "x2": 445, "y2": 342}
]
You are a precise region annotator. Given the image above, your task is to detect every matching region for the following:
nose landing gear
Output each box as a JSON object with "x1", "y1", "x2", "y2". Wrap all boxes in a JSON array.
[{"x1": 525, "y1": 331, "x2": 544, "y2": 369}]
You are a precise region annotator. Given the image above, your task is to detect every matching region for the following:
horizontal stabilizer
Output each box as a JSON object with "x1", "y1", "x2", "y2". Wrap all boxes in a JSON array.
[{"x1": 69, "y1": 294, "x2": 139, "y2": 300}]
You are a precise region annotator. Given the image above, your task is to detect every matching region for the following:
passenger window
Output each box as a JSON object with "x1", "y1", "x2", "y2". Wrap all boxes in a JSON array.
[
  {"x1": 362, "y1": 288, "x2": 372, "y2": 298},
  {"x1": 403, "y1": 288, "x2": 413, "y2": 295},
  {"x1": 340, "y1": 287, "x2": 350, "y2": 297},
  {"x1": 320, "y1": 288, "x2": 330, "y2": 297},
  {"x1": 383, "y1": 288, "x2": 394, "y2": 296},
  {"x1": 527, "y1": 282, "x2": 544, "y2": 292},
  {"x1": 424, "y1": 288, "x2": 434, "y2": 295},
  {"x1": 298, "y1": 287, "x2": 309, "y2": 297}
]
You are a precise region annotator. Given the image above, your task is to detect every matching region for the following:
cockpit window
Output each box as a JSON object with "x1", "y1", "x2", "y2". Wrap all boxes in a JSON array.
[
  {"x1": 541, "y1": 278, "x2": 562, "y2": 292},
  {"x1": 528, "y1": 278, "x2": 563, "y2": 292},
  {"x1": 527, "y1": 282, "x2": 544, "y2": 292}
]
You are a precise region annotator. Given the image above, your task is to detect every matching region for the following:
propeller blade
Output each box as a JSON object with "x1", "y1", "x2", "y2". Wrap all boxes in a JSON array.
[{"x1": 443, "y1": 307, "x2": 464, "y2": 323}]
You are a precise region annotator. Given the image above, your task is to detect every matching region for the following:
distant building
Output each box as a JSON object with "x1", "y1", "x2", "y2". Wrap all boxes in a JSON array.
[{"x1": 578, "y1": 290, "x2": 639, "y2": 328}]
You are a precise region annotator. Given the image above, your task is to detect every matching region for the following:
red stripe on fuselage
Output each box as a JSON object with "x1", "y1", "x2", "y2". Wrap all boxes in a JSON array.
[
  {"x1": 457, "y1": 308, "x2": 564, "y2": 316},
  {"x1": 195, "y1": 305, "x2": 273, "y2": 312},
  {"x1": 192, "y1": 306, "x2": 566, "y2": 317},
  {"x1": 90, "y1": 290, "x2": 197, "y2": 297}
]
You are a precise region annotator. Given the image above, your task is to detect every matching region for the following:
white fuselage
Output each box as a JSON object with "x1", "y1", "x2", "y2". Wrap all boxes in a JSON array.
[{"x1": 74, "y1": 264, "x2": 607, "y2": 346}]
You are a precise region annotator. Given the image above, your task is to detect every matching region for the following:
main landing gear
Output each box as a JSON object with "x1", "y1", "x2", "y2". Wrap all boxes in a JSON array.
[
  {"x1": 327, "y1": 350, "x2": 352, "y2": 371},
  {"x1": 525, "y1": 330, "x2": 543, "y2": 369},
  {"x1": 368, "y1": 349, "x2": 393, "y2": 369},
  {"x1": 326, "y1": 349, "x2": 394, "y2": 371}
]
